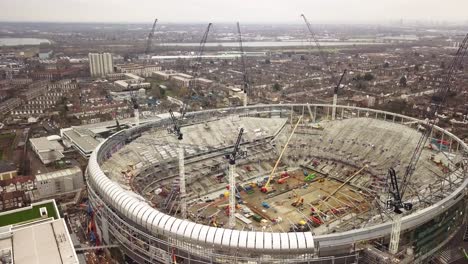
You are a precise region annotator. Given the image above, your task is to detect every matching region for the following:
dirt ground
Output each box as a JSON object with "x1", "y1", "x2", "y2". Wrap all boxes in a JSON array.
[{"x1": 189, "y1": 168, "x2": 370, "y2": 233}]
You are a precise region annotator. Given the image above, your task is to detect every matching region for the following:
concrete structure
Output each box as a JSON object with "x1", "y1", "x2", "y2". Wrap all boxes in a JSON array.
[
  {"x1": 38, "y1": 49, "x2": 53, "y2": 59},
  {"x1": 61, "y1": 128, "x2": 101, "y2": 158},
  {"x1": 60, "y1": 112, "x2": 178, "y2": 158},
  {"x1": 36, "y1": 167, "x2": 84, "y2": 198},
  {"x1": 115, "y1": 64, "x2": 161, "y2": 77},
  {"x1": 29, "y1": 137, "x2": 65, "y2": 164},
  {"x1": 88, "y1": 53, "x2": 114, "y2": 77},
  {"x1": 0, "y1": 161, "x2": 17, "y2": 181},
  {"x1": 171, "y1": 76, "x2": 191, "y2": 87},
  {"x1": 86, "y1": 104, "x2": 467, "y2": 263},
  {"x1": 0, "y1": 200, "x2": 78, "y2": 264}
]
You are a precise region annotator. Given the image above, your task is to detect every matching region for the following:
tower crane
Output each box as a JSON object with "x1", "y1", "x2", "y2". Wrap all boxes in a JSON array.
[
  {"x1": 332, "y1": 69, "x2": 347, "y2": 120},
  {"x1": 168, "y1": 108, "x2": 187, "y2": 218},
  {"x1": 237, "y1": 22, "x2": 250, "y2": 107},
  {"x1": 145, "y1": 18, "x2": 158, "y2": 55},
  {"x1": 387, "y1": 33, "x2": 468, "y2": 255},
  {"x1": 225, "y1": 128, "x2": 246, "y2": 228},
  {"x1": 302, "y1": 14, "x2": 345, "y2": 121}
]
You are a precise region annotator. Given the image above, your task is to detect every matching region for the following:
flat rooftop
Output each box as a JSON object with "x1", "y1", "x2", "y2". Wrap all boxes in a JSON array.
[
  {"x1": 0, "y1": 200, "x2": 58, "y2": 227},
  {"x1": 0, "y1": 200, "x2": 78, "y2": 264}
]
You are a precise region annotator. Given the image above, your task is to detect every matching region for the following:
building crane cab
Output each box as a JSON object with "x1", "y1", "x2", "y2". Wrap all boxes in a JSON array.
[
  {"x1": 168, "y1": 109, "x2": 183, "y2": 140},
  {"x1": 224, "y1": 128, "x2": 247, "y2": 228}
]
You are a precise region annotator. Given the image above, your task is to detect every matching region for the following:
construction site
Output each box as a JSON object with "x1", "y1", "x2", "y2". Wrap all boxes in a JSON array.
[
  {"x1": 83, "y1": 19, "x2": 468, "y2": 264},
  {"x1": 86, "y1": 102, "x2": 467, "y2": 264}
]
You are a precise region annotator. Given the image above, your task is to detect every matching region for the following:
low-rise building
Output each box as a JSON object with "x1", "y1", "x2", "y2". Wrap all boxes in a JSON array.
[
  {"x1": 171, "y1": 76, "x2": 191, "y2": 87},
  {"x1": 0, "y1": 200, "x2": 78, "y2": 264},
  {"x1": 36, "y1": 167, "x2": 84, "y2": 198},
  {"x1": 0, "y1": 161, "x2": 17, "y2": 181},
  {"x1": 61, "y1": 127, "x2": 101, "y2": 158},
  {"x1": 29, "y1": 136, "x2": 65, "y2": 165}
]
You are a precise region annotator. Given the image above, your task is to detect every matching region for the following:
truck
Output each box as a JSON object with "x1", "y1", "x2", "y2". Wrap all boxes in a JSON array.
[
  {"x1": 252, "y1": 214, "x2": 263, "y2": 222},
  {"x1": 305, "y1": 173, "x2": 316, "y2": 182}
]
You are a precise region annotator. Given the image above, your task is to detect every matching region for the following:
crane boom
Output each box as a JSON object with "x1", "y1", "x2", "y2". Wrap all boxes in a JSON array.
[
  {"x1": 400, "y1": 34, "x2": 468, "y2": 199},
  {"x1": 196, "y1": 23, "x2": 212, "y2": 64},
  {"x1": 263, "y1": 116, "x2": 303, "y2": 190},
  {"x1": 191, "y1": 23, "x2": 212, "y2": 92},
  {"x1": 237, "y1": 22, "x2": 249, "y2": 95},
  {"x1": 301, "y1": 14, "x2": 329, "y2": 71},
  {"x1": 227, "y1": 128, "x2": 245, "y2": 165},
  {"x1": 388, "y1": 33, "x2": 468, "y2": 213},
  {"x1": 334, "y1": 69, "x2": 347, "y2": 94},
  {"x1": 145, "y1": 18, "x2": 158, "y2": 54}
]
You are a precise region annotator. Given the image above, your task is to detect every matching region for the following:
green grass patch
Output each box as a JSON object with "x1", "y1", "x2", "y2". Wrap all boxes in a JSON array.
[
  {"x1": 0, "y1": 133, "x2": 14, "y2": 140},
  {"x1": 0, "y1": 202, "x2": 59, "y2": 227}
]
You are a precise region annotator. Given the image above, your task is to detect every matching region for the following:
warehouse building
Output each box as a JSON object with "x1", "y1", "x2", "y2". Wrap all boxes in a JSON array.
[{"x1": 36, "y1": 166, "x2": 84, "y2": 199}]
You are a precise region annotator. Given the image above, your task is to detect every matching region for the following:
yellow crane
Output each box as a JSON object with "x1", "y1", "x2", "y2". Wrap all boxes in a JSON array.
[{"x1": 261, "y1": 116, "x2": 303, "y2": 193}]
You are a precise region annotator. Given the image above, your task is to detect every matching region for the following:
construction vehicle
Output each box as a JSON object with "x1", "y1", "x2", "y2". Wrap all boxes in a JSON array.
[
  {"x1": 386, "y1": 34, "x2": 468, "y2": 255},
  {"x1": 262, "y1": 117, "x2": 303, "y2": 193},
  {"x1": 387, "y1": 34, "x2": 468, "y2": 214},
  {"x1": 305, "y1": 173, "x2": 316, "y2": 182},
  {"x1": 292, "y1": 197, "x2": 304, "y2": 207},
  {"x1": 278, "y1": 176, "x2": 289, "y2": 184},
  {"x1": 252, "y1": 214, "x2": 262, "y2": 222},
  {"x1": 310, "y1": 216, "x2": 323, "y2": 227}
]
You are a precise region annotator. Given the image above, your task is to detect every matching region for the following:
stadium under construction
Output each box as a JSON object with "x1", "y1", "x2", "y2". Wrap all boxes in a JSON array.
[{"x1": 86, "y1": 104, "x2": 467, "y2": 263}]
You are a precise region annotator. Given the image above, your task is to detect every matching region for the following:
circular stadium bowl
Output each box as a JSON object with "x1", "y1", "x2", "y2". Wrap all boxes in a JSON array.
[{"x1": 86, "y1": 104, "x2": 467, "y2": 264}]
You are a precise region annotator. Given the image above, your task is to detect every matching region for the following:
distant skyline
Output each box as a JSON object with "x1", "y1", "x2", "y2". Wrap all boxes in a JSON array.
[{"x1": 1, "y1": 0, "x2": 467, "y2": 24}]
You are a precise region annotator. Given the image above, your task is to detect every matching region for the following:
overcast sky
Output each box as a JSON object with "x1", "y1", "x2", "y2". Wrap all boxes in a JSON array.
[{"x1": 1, "y1": 0, "x2": 467, "y2": 24}]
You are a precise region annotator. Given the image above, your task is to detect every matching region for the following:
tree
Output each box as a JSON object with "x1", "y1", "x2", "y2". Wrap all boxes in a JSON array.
[
  {"x1": 363, "y1": 72, "x2": 375, "y2": 81},
  {"x1": 383, "y1": 62, "x2": 390, "y2": 68},
  {"x1": 440, "y1": 61, "x2": 446, "y2": 69},
  {"x1": 265, "y1": 59, "x2": 271, "y2": 64},
  {"x1": 399, "y1": 76, "x2": 407, "y2": 87},
  {"x1": 273, "y1": 82, "x2": 281, "y2": 91}
]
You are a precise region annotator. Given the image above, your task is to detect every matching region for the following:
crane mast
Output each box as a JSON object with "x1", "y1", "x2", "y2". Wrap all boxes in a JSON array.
[
  {"x1": 332, "y1": 69, "x2": 347, "y2": 120},
  {"x1": 225, "y1": 128, "x2": 246, "y2": 228},
  {"x1": 237, "y1": 22, "x2": 249, "y2": 106},
  {"x1": 145, "y1": 18, "x2": 158, "y2": 55},
  {"x1": 168, "y1": 108, "x2": 187, "y2": 218}
]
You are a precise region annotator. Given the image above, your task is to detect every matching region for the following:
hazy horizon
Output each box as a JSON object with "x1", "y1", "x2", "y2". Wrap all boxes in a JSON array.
[{"x1": 1, "y1": 0, "x2": 467, "y2": 24}]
